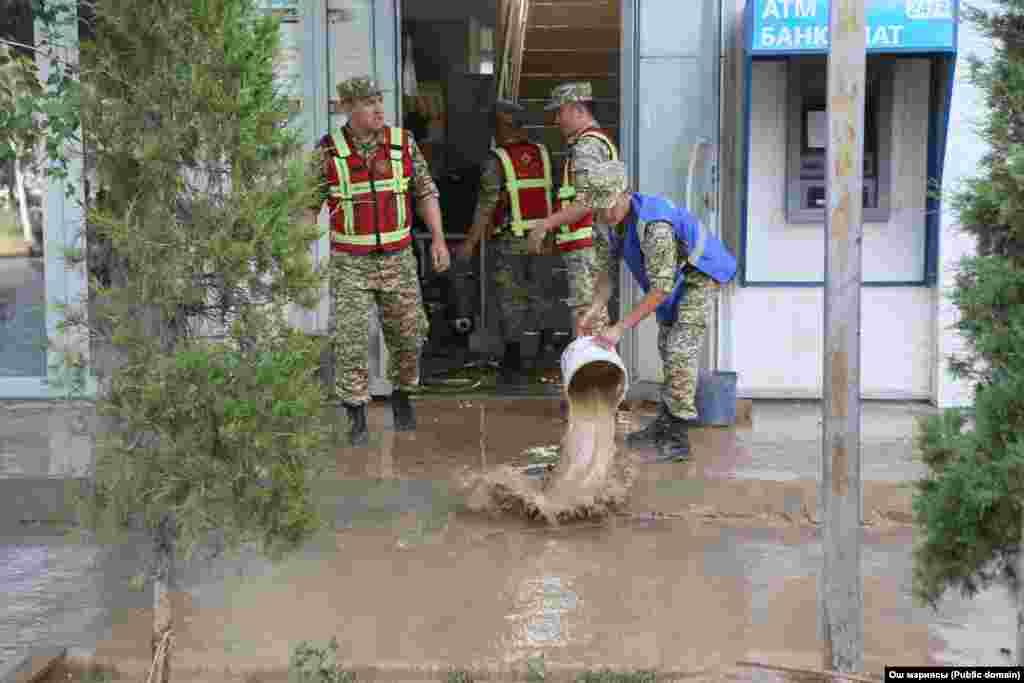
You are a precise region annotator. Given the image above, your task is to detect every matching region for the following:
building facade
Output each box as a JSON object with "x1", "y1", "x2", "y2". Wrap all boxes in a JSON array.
[{"x1": 2, "y1": 0, "x2": 987, "y2": 408}]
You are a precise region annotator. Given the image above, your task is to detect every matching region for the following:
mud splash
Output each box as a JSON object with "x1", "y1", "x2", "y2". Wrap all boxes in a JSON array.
[{"x1": 462, "y1": 360, "x2": 636, "y2": 525}]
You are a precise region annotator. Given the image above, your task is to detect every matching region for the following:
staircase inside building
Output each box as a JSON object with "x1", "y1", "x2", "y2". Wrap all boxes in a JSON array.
[{"x1": 515, "y1": 0, "x2": 622, "y2": 170}]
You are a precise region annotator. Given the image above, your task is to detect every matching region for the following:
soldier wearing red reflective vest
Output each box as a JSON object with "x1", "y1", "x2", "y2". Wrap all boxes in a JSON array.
[
  {"x1": 309, "y1": 76, "x2": 450, "y2": 447},
  {"x1": 458, "y1": 100, "x2": 554, "y2": 383},
  {"x1": 527, "y1": 82, "x2": 620, "y2": 342}
]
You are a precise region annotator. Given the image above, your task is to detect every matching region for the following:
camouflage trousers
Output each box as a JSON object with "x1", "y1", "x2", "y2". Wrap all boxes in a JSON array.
[
  {"x1": 330, "y1": 247, "x2": 428, "y2": 406},
  {"x1": 489, "y1": 235, "x2": 550, "y2": 343},
  {"x1": 562, "y1": 246, "x2": 610, "y2": 335},
  {"x1": 659, "y1": 269, "x2": 715, "y2": 420}
]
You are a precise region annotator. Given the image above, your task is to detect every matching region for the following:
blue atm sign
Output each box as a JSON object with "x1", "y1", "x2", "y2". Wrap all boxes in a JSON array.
[{"x1": 750, "y1": 0, "x2": 956, "y2": 54}]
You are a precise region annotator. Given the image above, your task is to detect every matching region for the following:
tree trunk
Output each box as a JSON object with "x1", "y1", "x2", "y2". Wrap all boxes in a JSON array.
[
  {"x1": 12, "y1": 154, "x2": 33, "y2": 245},
  {"x1": 150, "y1": 513, "x2": 176, "y2": 683},
  {"x1": 1018, "y1": 505, "x2": 1024, "y2": 665}
]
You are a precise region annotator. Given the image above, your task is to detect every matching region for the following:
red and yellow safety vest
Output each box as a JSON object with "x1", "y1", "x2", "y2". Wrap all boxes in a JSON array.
[
  {"x1": 491, "y1": 141, "x2": 553, "y2": 237},
  {"x1": 554, "y1": 128, "x2": 619, "y2": 253},
  {"x1": 321, "y1": 126, "x2": 414, "y2": 255}
]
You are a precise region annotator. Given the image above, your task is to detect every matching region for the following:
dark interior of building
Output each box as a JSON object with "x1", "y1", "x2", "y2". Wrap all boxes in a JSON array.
[{"x1": 402, "y1": 0, "x2": 621, "y2": 393}]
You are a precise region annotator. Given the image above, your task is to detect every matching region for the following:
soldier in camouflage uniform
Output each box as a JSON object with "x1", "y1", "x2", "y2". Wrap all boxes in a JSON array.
[
  {"x1": 457, "y1": 100, "x2": 553, "y2": 384},
  {"x1": 309, "y1": 76, "x2": 450, "y2": 446},
  {"x1": 576, "y1": 160, "x2": 736, "y2": 462},
  {"x1": 527, "y1": 82, "x2": 619, "y2": 340}
]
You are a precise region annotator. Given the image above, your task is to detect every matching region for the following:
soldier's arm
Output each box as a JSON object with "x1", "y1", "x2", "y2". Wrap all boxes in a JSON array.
[
  {"x1": 409, "y1": 135, "x2": 445, "y2": 242},
  {"x1": 307, "y1": 139, "x2": 331, "y2": 224},
  {"x1": 540, "y1": 201, "x2": 590, "y2": 235},
  {"x1": 463, "y1": 155, "x2": 503, "y2": 251},
  {"x1": 540, "y1": 136, "x2": 613, "y2": 233},
  {"x1": 640, "y1": 220, "x2": 677, "y2": 296},
  {"x1": 605, "y1": 220, "x2": 673, "y2": 338},
  {"x1": 589, "y1": 234, "x2": 616, "y2": 311}
]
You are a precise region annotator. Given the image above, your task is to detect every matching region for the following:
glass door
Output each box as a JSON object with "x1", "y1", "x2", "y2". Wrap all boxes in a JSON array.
[
  {"x1": 620, "y1": 0, "x2": 722, "y2": 385},
  {"x1": 0, "y1": 14, "x2": 89, "y2": 400}
]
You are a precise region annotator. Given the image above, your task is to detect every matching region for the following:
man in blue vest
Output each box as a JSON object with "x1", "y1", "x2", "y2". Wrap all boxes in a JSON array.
[{"x1": 575, "y1": 160, "x2": 737, "y2": 462}]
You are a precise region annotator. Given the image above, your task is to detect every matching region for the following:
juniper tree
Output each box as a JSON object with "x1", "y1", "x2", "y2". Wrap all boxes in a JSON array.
[
  {"x1": 25, "y1": 1, "x2": 334, "y2": 681},
  {"x1": 914, "y1": 0, "x2": 1024, "y2": 663}
]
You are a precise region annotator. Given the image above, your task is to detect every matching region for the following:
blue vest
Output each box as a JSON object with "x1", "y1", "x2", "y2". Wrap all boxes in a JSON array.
[{"x1": 608, "y1": 193, "x2": 737, "y2": 325}]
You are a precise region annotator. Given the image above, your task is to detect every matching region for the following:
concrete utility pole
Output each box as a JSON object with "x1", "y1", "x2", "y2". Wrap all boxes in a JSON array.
[{"x1": 819, "y1": 0, "x2": 865, "y2": 674}]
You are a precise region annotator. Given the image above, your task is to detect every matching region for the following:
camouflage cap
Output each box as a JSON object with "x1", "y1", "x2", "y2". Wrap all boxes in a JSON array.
[
  {"x1": 579, "y1": 160, "x2": 629, "y2": 209},
  {"x1": 543, "y1": 81, "x2": 593, "y2": 111},
  {"x1": 336, "y1": 76, "x2": 388, "y2": 102}
]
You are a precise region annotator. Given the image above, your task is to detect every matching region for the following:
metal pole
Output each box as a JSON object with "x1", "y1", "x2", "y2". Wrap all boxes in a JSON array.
[{"x1": 820, "y1": 0, "x2": 865, "y2": 673}]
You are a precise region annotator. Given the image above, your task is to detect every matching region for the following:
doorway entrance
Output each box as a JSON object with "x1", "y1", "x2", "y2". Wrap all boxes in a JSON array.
[
  {"x1": 398, "y1": 0, "x2": 623, "y2": 394},
  {"x1": 331, "y1": 0, "x2": 723, "y2": 397}
]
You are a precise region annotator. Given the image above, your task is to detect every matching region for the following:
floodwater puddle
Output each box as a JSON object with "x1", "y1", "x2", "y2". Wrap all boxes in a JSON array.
[
  {"x1": 325, "y1": 398, "x2": 918, "y2": 531},
  {"x1": 70, "y1": 517, "x2": 994, "y2": 680},
  {"x1": 2, "y1": 397, "x2": 1009, "y2": 679}
]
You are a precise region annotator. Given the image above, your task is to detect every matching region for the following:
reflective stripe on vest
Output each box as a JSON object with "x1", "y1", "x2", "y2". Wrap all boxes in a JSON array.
[
  {"x1": 327, "y1": 126, "x2": 411, "y2": 246},
  {"x1": 493, "y1": 144, "x2": 553, "y2": 237},
  {"x1": 555, "y1": 129, "x2": 618, "y2": 246}
]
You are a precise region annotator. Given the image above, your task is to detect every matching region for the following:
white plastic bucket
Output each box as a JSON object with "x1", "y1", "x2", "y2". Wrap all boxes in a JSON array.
[{"x1": 560, "y1": 336, "x2": 629, "y2": 408}]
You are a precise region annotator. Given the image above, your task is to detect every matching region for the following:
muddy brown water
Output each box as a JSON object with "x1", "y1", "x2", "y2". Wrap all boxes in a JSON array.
[
  {"x1": 35, "y1": 659, "x2": 831, "y2": 683},
  {"x1": 22, "y1": 522, "x2": 961, "y2": 682},
  {"x1": 2, "y1": 399, "x2": 1015, "y2": 678},
  {"x1": 35, "y1": 661, "x2": 834, "y2": 683},
  {"x1": 462, "y1": 361, "x2": 636, "y2": 525}
]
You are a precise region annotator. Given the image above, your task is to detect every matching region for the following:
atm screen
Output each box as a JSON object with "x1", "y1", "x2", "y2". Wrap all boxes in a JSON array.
[{"x1": 801, "y1": 180, "x2": 878, "y2": 211}]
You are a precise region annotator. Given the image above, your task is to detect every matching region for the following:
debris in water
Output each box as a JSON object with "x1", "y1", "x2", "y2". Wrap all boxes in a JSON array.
[
  {"x1": 522, "y1": 445, "x2": 561, "y2": 464},
  {"x1": 523, "y1": 463, "x2": 555, "y2": 478}
]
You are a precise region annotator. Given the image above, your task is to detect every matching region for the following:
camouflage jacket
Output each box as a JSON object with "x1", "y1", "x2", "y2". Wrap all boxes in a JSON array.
[
  {"x1": 565, "y1": 124, "x2": 617, "y2": 194},
  {"x1": 595, "y1": 220, "x2": 698, "y2": 294}
]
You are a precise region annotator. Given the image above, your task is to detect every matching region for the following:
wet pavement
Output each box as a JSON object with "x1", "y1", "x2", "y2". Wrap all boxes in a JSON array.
[{"x1": 0, "y1": 397, "x2": 1016, "y2": 680}]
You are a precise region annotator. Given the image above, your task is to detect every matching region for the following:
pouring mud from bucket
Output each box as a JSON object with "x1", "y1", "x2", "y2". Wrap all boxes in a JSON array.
[{"x1": 463, "y1": 337, "x2": 637, "y2": 525}]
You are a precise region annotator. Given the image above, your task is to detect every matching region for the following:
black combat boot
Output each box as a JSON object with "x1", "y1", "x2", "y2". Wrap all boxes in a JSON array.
[
  {"x1": 391, "y1": 390, "x2": 416, "y2": 431},
  {"x1": 345, "y1": 403, "x2": 369, "y2": 447},
  {"x1": 625, "y1": 403, "x2": 673, "y2": 448},
  {"x1": 500, "y1": 342, "x2": 526, "y2": 385},
  {"x1": 652, "y1": 412, "x2": 692, "y2": 463}
]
